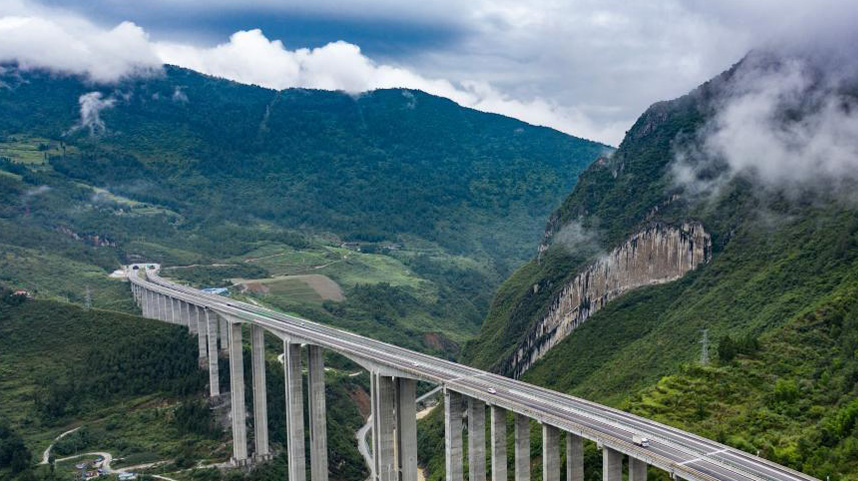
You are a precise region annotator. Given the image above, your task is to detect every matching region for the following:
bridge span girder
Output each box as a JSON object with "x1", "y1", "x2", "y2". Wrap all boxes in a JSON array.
[{"x1": 126, "y1": 264, "x2": 820, "y2": 481}]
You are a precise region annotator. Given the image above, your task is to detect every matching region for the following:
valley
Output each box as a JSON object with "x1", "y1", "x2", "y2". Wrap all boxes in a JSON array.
[{"x1": 1, "y1": 19, "x2": 856, "y2": 481}]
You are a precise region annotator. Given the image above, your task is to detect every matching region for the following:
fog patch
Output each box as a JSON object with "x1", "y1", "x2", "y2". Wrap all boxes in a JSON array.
[
  {"x1": 672, "y1": 51, "x2": 858, "y2": 201},
  {"x1": 172, "y1": 86, "x2": 188, "y2": 103},
  {"x1": 551, "y1": 220, "x2": 603, "y2": 258},
  {"x1": 73, "y1": 92, "x2": 115, "y2": 136}
]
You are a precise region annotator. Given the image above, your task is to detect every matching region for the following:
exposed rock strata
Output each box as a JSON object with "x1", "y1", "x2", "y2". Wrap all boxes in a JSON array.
[{"x1": 503, "y1": 222, "x2": 711, "y2": 378}]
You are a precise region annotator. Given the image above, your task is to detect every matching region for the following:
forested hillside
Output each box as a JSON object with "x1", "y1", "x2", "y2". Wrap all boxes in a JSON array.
[
  {"x1": 0, "y1": 63, "x2": 608, "y2": 356},
  {"x1": 420, "y1": 50, "x2": 858, "y2": 481},
  {"x1": 0, "y1": 288, "x2": 371, "y2": 481},
  {"x1": 0, "y1": 64, "x2": 608, "y2": 272}
]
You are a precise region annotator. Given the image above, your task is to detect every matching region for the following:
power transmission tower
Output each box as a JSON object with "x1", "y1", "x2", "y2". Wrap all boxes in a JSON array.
[
  {"x1": 700, "y1": 328, "x2": 709, "y2": 366},
  {"x1": 84, "y1": 285, "x2": 92, "y2": 311}
]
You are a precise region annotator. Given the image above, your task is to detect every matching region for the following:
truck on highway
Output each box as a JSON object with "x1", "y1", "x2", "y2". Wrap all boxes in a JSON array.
[{"x1": 633, "y1": 435, "x2": 650, "y2": 448}]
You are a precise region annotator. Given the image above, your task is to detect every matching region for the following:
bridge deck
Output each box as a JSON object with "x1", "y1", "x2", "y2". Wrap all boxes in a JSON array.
[{"x1": 129, "y1": 266, "x2": 818, "y2": 481}]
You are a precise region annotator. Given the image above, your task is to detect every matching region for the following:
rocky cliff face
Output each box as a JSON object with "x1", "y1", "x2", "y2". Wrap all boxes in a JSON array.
[{"x1": 502, "y1": 222, "x2": 711, "y2": 378}]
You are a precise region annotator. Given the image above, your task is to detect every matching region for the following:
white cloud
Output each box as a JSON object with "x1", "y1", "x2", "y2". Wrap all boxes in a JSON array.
[
  {"x1": 3, "y1": 0, "x2": 858, "y2": 146},
  {"x1": 672, "y1": 52, "x2": 858, "y2": 198},
  {"x1": 154, "y1": 31, "x2": 617, "y2": 141},
  {"x1": 0, "y1": 14, "x2": 161, "y2": 82}
]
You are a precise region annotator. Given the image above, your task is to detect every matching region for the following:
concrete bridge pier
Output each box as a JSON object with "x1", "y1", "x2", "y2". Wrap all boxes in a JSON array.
[
  {"x1": 141, "y1": 289, "x2": 150, "y2": 317},
  {"x1": 542, "y1": 425, "x2": 560, "y2": 481},
  {"x1": 490, "y1": 406, "x2": 507, "y2": 481},
  {"x1": 204, "y1": 308, "x2": 220, "y2": 397},
  {"x1": 514, "y1": 413, "x2": 530, "y2": 481},
  {"x1": 373, "y1": 374, "x2": 396, "y2": 481},
  {"x1": 159, "y1": 294, "x2": 173, "y2": 322},
  {"x1": 308, "y1": 346, "x2": 328, "y2": 481},
  {"x1": 629, "y1": 457, "x2": 647, "y2": 481},
  {"x1": 468, "y1": 398, "x2": 487, "y2": 481},
  {"x1": 229, "y1": 321, "x2": 249, "y2": 465},
  {"x1": 185, "y1": 301, "x2": 197, "y2": 334},
  {"x1": 396, "y1": 378, "x2": 418, "y2": 481},
  {"x1": 566, "y1": 433, "x2": 584, "y2": 481},
  {"x1": 195, "y1": 306, "x2": 208, "y2": 368},
  {"x1": 219, "y1": 316, "x2": 229, "y2": 355},
  {"x1": 444, "y1": 389, "x2": 463, "y2": 481},
  {"x1": 250, "y1": 325, "x2": 270, "y2": 461},
  {"x1": 284, "y1": 341, "x2": 306, "y2": 481},
  {"x1": 170, "y1": 297, "x2": 179, "y2": 324},
  {"x1": 603, "y1": 448, "x2": 623, "y2": 481}
]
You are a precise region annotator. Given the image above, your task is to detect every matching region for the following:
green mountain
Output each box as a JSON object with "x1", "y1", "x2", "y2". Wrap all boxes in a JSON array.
[
  {"x1": 0, "y1": 289, "x2": 371, "y2": 481},
  {"x1": 453, "y1": 51, "x2": 858, "y2": 479},
  {"x1": 0, "y1": 64, "x2": 608, "y2": 273},
  {"x1": 0, "y1": 64, "x2": 608, "y2": 353}
]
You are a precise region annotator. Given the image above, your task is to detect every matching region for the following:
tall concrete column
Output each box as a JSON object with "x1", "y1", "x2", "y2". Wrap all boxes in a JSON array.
[
  {"x1": 195, "y1": 306, "x2": 208, "y2": 367},
  {"x1": 145, "y1": 290, "x2": 153, "y2": 318},
  {"x1": 514, "y1": 414, "x2": 530, "y2": 481},
  {"x1": 205, "y1": 309, "x2": 220, "y2": 397},
  {"x1": 566, "y1": 434, "x2": 583, "y2": 481},
  {"x1": 284, "y1": 341, "x2": 306, "y2": 481},
  {"x1": 629, "y1": 458, "x2": 647, "y2": 481},
  {"x1": 308, "y1": 345, "x2": 328, "y2": 481},
  {"x1": 229, "y1": 321, "x2": 248, "y2": 464},
  {"x1": 141, "y1": 289, "x2": 149, "y2": 317},
  {"x1": 373, "y1": 374, "x2": 396, "y2": 481},
  {"x1": 186, "y1": 302, "x2": 197, "y2": 334},
  {"x1": 444, "y1": 390, "x2": 463, "y2": 481},
  {"x1": 170, "y1": 297, "x2": 178, "y2": 324},
  {"x1": 250, "y1": 325, "x2": 269, "y2": 459},
  {"x1": 468, "y1": 398, "x2": 486, "y2": 481},
  {"x1": 490, "y1": 406, "x2": 507, "y2": 481},
  {"x1": 396, "y1": 378, "x2": 418, "y2": 481},
  {"x1": 541, "y1": 425, "x2": 560, "y2": 481},
  {"x1": 220, "y1": 316, "x2": 229, "y2": 353},
  {"x1": 160, "y1": 294, "x2": 168, "y2": 322},
  {"x1": 602, "y1": 448, "x2": 622, "y2": 481},
  {"x1": 566, "y1": 433, "x2": 584, "y2": 481}
]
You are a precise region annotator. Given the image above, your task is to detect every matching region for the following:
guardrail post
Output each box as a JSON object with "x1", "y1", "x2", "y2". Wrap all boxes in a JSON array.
[
  {"x1": 204, "y1": 309, "x2": 220, "y2": 397},
  {"x1": 514, "y1": 414, "x2": 530, "y2": 481},
  {"x1": 285, "y1": 341, "x2": 306, "y2": 481},
  {"x1": 629, "y1": 458, "x2": 647, "y2": 481},
  {"x1": 444, "y1": 389, "x2": 463, "y2": 481},
  {"x1": 490, "y1": 406, "x2": 507, "y2": 481},
  {"x1": 251, "y1": 325, "x2": 270, "y2": 460},
  {"x1": 308, "y1": 345, "x2": 328, "y2": 481},
  {"x1": 229, "y1": 321, "x2": 249, "y2": 464},
  {"x1": 468, "y1": 398, "x2": 486, "y2": 481},
  {"x1": 542, "y1": 425, "x2": 560, "y2": 481},
  {"x1": 603, "y1": 448, "x2": 622, "y2": 481},
  {"x1": 566, "y1": 433, "x2": 583, "y2": 481},
  {"x1": 396, "y1": 378, "x2": 418, "y2": 481}
]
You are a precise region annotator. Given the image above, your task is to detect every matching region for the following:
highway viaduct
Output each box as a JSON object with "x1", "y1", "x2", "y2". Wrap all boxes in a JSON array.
[{"x1": 127, "y1": 264, "x2": 818, "y2": 481}]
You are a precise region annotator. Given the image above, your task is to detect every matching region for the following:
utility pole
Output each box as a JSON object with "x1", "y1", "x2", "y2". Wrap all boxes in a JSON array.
[
  {"x1": 84, "y1": 285, "x2": 92, "y2": 311},
  {"x1": 700, "y1": 328, "x2": 709, "y2": 366}
]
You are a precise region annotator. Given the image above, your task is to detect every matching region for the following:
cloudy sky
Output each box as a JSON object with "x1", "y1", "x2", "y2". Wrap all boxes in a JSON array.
[{"x1": 0, "y1": 0, "x2": 854, "y2": 145}]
